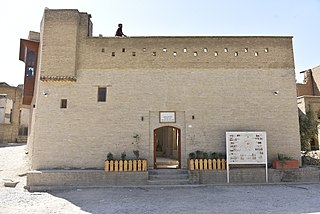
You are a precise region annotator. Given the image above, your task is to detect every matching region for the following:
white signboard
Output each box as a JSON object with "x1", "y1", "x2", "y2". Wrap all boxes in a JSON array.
[
  {"x1": 226, "y1": 132, "x2": 267, "y2": 164},
  {"x1": 226, "y1": 131, "x2": 268, "y2": 183},
  {"x1": 160, "y1": 112, "x2": 176, "y2": 123}
]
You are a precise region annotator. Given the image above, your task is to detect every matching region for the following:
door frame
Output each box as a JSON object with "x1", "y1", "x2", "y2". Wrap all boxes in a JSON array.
[{"x1": 153, "y1": 126, "x2": 181, "y2": 169}]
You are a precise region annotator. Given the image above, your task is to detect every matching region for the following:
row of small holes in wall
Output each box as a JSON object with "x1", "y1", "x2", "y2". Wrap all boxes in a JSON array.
[{"x1": 101, "y1": 47, "x2": 269, "y2": 57}]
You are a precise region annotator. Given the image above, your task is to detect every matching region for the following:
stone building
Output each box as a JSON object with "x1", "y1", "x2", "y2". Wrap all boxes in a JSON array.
[
  {"x1": 21, "y1": 9, "x2": 301, "y2": 188},
  {"x1": 0, "y1": 83, "x2": 28, "y2": 143},
  {"x1": 297, "y1": 65, "x2": 320, "y2": 150}
]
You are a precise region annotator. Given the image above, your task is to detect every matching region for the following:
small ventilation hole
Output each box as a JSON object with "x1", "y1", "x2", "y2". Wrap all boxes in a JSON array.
[
  {"x1": 153, "y1": 52, "x2": 156, "y2": 56},
  {"x1": 234, "y1": 52, "x2": 238, "y2": 57},
  {"x1": 111, "y1": 52, "x2": 115, "y2": 56},
  {"x1": 214, "y1": 51, "x2": 218, "y2": 57},
  {"x1": 132, "y1": 52, "x2": 136, "y2": 56}
]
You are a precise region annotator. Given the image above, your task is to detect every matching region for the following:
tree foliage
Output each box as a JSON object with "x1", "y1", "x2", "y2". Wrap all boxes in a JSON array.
[{"x1": 299, "y1": 107, "x2": 319, "y2": 154}]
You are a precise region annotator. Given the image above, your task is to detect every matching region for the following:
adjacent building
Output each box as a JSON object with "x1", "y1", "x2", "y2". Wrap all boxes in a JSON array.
[
  {"x1": 0, "y1": 83, "x2": 28, "y2": 143},
  {"x1": 297, "y1": 65, "x2": 320, "y2": 150}
]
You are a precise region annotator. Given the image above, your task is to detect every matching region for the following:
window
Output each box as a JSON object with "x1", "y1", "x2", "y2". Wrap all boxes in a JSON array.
[
  {"x1": 98, "y1": 87, "x2": 107, "y2": 102},
  {"x1": 26, "y1": 67, "x2": 34, "y2": 77},
  {"x1": 26, "y1": 50, "x2": 35, "y2": 77},
  {"x1": 60, "y1": 99, "x2": 67, "y2": 108}
]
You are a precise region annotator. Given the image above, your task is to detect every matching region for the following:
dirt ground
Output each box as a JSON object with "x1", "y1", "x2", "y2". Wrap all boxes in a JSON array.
[{"x1": 1, "y1": 144, "x2": 320, "y2": 214}]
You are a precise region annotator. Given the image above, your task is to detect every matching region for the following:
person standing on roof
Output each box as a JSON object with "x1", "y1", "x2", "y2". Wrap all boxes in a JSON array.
[{"x1": 115, "y1": 23, "x2": 127, "y2": 37}]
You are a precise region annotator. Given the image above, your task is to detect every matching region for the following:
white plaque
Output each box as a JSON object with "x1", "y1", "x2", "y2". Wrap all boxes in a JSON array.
[
  {"x1": 226, "y1": 131, "x2": 267, "y2": 164},
  {"x1": 160, "y1": 112, "x2": 176, "y2": 123}
]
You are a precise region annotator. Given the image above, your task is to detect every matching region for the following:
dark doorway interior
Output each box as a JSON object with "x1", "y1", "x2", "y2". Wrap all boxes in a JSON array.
[{"x1": 154, "y1": 126, "x2": 181, "y2": 169}]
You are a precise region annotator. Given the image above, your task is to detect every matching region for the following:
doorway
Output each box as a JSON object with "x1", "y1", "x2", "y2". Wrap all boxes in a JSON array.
[{"x1": 154, "y1": 126, "x2": 181, "y2": 169}]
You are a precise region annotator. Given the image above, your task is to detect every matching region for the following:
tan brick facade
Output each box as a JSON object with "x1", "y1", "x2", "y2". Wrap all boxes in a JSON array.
[
  {"x1": 0, "y1": 83, "x2": 23, "y2": 143},
  {"x1": 27, "y1": 9, "x2": 300, "y2": 170}
]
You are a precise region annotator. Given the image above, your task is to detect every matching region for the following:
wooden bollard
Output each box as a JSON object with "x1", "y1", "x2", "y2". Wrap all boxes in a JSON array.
[
  {"x1": 110, "y1": 160, "x2": 114, "y2": 172},
  {"x1": 222, "y1": 159, "x2": 226, "y2": 170},
  {"x1": 217, "y1": 159, "x2": 221, "y2": 170},
  {"x1": 124, "y1": 160, "x2": 128, "y2": 171},
  {"x1": 204, "y1": 159, "x2": 208, "y2": 170},
  {"x1": 138, "y1": 160, "x2": 142, "y2": 171},
  {"x1": 195, "y1": 159, "x2": 199, "y2": 170},
  {"x1": 189, "y1": 159, "x2": 194, "y2": 170},
  {"x1": 128, "y1": 160, "x2": 132, "y2": 171},
  {"x1": 119, "y1": 160, "x2": 123, "y2": 171},
  {"x1": 133, "y1": 160, "x2": 137, "y2": 171},
  {"x1": 105, "y1": 160, "x2": 109, "y2": 172},
  {"x1": 213, "y1": 159, "x2": 217, "y2": 170},
  {"x1": 114, "y1": 160, "x2": 119, "y2": 171},
  {"x1": 208, "y1": 159, "x2": 212, "y2": 170},
  {"x1": 142, "y1": 160, "x2": 147, "y2": 171},
  {"x1": 199, "y1": 159, "x2": 203, "y2": 170}
]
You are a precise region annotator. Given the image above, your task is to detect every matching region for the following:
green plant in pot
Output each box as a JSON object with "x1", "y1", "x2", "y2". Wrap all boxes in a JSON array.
[
  {"x1": 121, "y1": 151, "x2": 126, "y2": 161},
  {"x1": 195, "y1": 150, "x2": 203, "y2": 159},
  {"x1": 106, "y1": 152, "x2": 113, "y2": 161},
  {"x1": 189, "y1": 152, "x2": 196, "y2": 159}
]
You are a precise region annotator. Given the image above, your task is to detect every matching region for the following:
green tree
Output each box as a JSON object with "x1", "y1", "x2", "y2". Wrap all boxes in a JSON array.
[{"x1": 299, "y1": 107, "x2": 319, "y2": 155}]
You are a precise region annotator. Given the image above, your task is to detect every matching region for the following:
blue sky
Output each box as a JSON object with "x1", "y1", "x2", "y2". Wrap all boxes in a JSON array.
[{"x1": 1, "y1": 0, "x2": 319, "y2": 86}]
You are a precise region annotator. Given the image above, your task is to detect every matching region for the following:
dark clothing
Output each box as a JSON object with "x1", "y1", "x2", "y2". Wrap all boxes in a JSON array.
[{"x1": 115, "y1": 27, "x2": 126, "y2": 37}]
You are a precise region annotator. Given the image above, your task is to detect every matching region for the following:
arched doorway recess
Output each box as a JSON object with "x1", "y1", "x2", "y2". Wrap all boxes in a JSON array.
[{"x1": 154, "y1": 126, "x2": 181, "y2": 169}]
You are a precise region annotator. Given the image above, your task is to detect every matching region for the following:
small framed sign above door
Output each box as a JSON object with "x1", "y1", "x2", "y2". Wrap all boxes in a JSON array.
[{"x1": 159, "y1": 111, "x2": 176, "y2": 123}]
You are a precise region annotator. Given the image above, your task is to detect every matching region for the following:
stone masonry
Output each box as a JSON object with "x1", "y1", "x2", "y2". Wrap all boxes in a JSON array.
[
  {"x1": 0, "y1": 83, "x2": 23, "y2": 143},
  {"x1": 26, "y1": 9, "x2": 300, "y2": 174}
]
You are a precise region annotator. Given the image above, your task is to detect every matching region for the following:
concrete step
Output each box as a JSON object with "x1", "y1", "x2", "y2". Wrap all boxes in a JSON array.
[
  {"x1": 149, "y1": 169, "x2": 188, "y2": 175},
  {"x1": 147, "y1": 179, "x2": 189, "y2": 185},
  {"x1": 148, "y1": 169, "x2": 190, "y2": 185},
  {"x1": 149, "y1": 173, "x2": 189, "y2": 180},
  {"x1": 16, "y1": 136, "x2": 27, "y2": 143}
]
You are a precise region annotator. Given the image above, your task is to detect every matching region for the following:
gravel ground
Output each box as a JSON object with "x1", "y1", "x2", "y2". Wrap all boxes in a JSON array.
[{"x1": 1, "y1": 144, "x2": 320, "y2": 214}]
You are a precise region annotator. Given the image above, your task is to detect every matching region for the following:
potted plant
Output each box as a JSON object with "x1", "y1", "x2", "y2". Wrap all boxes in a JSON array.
[
  {"x1": 272, "y1": 154, "x2": 299, "y2": 169},
  {"x1": 105, "y1": 152, "x2": 114, "y2": 172}
]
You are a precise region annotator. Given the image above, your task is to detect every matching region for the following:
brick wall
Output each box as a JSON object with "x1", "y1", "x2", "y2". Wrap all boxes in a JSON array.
[
  {"x1": 0, "y1": 84, "x2": 23, "y2": 143},
  {"x1": 28, "y1": 9, "x2": 300, "y2": 170}
]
